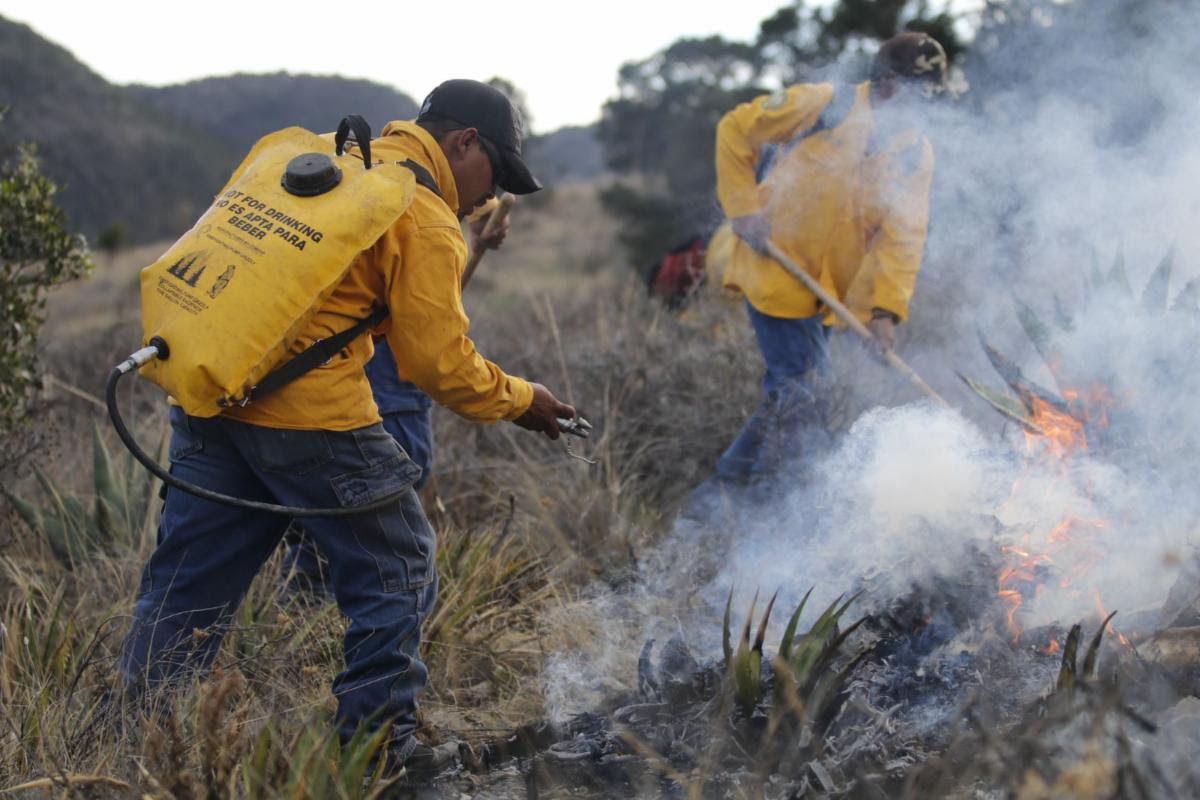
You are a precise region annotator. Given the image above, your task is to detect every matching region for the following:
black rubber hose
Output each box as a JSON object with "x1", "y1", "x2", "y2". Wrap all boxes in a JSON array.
[{"x1": 106, "y1": 364, "x2": 406, "y2": 518}]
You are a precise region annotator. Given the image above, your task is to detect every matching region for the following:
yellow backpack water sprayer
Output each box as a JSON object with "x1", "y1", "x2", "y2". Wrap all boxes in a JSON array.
[{"x1": 106, "y1": 115, "x2": 437, "y2": 516}]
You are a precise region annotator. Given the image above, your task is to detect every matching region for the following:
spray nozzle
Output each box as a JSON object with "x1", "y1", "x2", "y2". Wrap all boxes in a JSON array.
[{"x1": 557, "y1": 416, "x2": 593, "y2": 438}]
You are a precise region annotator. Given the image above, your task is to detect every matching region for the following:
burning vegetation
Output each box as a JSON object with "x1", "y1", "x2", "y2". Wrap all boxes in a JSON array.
[
  {"x1": 414, "y1": 248, "x2": 1200, "y2": 797},
  {"x1": 5, "y1": 1, "x2": 1200, "y2": 798}
]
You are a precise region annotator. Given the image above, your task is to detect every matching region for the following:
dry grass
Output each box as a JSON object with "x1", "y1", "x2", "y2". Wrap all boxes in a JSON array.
[{"x1": 0, "y1": 179, "x2": 783, "y2": 795}]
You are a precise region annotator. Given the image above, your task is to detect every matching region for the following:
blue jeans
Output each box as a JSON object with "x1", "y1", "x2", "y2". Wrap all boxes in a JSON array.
[
  {"x1": 716, "y1": 302, "x2": 830, "y2": 481},
  {"x1": 365, "y1": 344, "x2": 434, "y2": 480},
  {"x1": 285, "y1": 344, "x2": 434, "y2": 586},
  {"x1": 124, "y1": 407, "x2": 437, "y2": 749}
]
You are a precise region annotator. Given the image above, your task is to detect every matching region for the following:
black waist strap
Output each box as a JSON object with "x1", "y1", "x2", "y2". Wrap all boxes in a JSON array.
[{"x1": 236, "y1": 305, "x2": 389, "y2": 405}]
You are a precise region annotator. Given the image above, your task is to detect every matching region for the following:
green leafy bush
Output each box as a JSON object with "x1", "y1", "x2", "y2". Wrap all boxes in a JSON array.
[{"x1": 0, "y1": 109, "x2": 92, "y2": 434}]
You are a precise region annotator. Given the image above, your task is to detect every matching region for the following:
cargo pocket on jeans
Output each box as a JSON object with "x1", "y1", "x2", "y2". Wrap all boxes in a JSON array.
[{"x1": 330, "y1": 455, "x2": 433, "y2": 591}]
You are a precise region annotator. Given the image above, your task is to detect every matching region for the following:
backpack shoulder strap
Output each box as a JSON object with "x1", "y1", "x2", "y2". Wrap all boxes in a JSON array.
[
  {"x1": 332, "y1": 114, "x2": 444, "y2": 199},
  {"x1": 235, "y1": 305, "x2": 390, "y2": 406},
  {"x1": 807, "y1": 83, "x2": 857, "y2": 137},
  {"x1": 755, "y1": 84, "x2": 857, "y2": 183},
  {"x1": 396, "y1": 159, "x2": 443, "y2": 198}
]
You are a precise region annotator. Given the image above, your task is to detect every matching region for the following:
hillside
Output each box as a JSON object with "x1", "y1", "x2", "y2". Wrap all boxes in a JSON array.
[
  {"x1": 131, "y1": 73, "x2": 420, "y2": 156},
  {"x1": 525, "y1": 124, "x2": 606, "y2": 184},
  {"x1": 0, "y1": 15, "x2": 604, "y2": 244},
  {"x1": 0, "y1": 15, "x2": 235, "y2": 242}
]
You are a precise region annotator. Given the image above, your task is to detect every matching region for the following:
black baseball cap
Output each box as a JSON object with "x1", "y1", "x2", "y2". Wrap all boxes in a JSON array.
[{"x1": 417, "y1": 79, "x2": 542, "y2": 195}]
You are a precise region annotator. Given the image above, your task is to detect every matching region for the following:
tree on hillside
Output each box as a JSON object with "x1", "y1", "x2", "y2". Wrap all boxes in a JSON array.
[
  {"x1": 598, "y1": 35, "x2": 764, "y2": 267},
  {"x1": 0, "y1": 110, "x2": 92, "y2": 436},
  {"x1": 97, "y1": 222, "x2": 127, "y2": 266},
  {"x1": 486, "y1": 76, "x2": 534, "y2": 136},
  {"x1": 760, "y1": 0, "x2": 964, "y2": 84}
]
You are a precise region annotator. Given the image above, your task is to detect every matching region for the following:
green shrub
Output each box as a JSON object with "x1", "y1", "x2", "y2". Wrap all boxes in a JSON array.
[{"x1": 0, "y1": 111, "x2": 92, "y2": 435}]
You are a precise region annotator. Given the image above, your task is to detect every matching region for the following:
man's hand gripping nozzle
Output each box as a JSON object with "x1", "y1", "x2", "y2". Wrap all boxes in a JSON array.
[
  {"x1": 556, "y1": 416, "x2": 592, "y2": 438},
  {"x1": 556, "y1": 416, "x2": 596, "y2": 464}
]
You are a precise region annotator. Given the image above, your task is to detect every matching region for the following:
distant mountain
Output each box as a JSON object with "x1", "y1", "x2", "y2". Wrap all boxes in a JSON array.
[
  {"x1": 131, "y1": 74, "x2": 420, "y2": 156},
  {"x1": 0, "y1": 15, "x2": 603, "y2": 243},
  {"x1": 0, "y1": 15, "x2": 235, "y2": 242},
  {"x1": 526, "y1": 125, "x2": 605, "y2": 184}
]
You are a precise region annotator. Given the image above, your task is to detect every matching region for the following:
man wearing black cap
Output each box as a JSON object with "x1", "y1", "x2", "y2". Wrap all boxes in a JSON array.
[
  {"x1": 710, "y1": 32, "x2": 946, "y2": 484},
  {"x1": 119, "y1": 79, "x2": 570, "y2": 780},
  {"x1": 416, "y1": 78, "x2": 542, "y2": 197}
]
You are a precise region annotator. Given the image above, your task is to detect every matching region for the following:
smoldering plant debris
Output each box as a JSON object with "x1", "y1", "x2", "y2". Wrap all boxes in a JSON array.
[{"x1": 437, "y1": 565, "x2": 1200, "y2": 799}]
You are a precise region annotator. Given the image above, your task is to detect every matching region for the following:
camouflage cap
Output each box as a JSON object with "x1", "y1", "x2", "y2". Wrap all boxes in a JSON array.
[{"x1": 869, "y1": 32, "x2": 949, "y2": 94}]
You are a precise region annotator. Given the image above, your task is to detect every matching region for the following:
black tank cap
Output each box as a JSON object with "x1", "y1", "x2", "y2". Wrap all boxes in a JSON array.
[{"x1": 281, "y1": 153, "x2": 342, "y2": 197}]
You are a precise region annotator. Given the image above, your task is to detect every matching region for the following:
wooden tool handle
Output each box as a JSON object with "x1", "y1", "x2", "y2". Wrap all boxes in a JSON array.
[
  {"x1": 763, "y1": 240, "x2": 950, "y2": 408},
  {"x1": 461, "y1": 194, "x2": 516, "y2": 289}
]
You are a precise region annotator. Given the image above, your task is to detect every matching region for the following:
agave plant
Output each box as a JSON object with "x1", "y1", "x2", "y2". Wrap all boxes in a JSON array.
[
  {"x1": 5, "y1": 423, "x2": 161, "y2": 566},
  {"x1": 722, "y1": 587, "x2": 867, "y2": 728},
  {"x1": 773, "y1": 591, "x2": 868, "y2": 729},
  {"x1": 961, "y1": 246, "x2": 1194, "y2": 446}
]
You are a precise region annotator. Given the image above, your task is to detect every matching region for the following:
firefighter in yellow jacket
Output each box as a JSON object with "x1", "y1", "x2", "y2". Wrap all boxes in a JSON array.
[
  {"x1": 119, "y1": 80, "x2": 573, "y2": 779},
  {"x1": 713, "y1": 32, "x2": 946, "y2": 482}
]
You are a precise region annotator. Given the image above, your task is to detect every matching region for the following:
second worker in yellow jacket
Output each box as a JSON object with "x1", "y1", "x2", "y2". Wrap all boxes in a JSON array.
[{"x1": 712, "y1": 32, "x2": 947, "y2": 482}]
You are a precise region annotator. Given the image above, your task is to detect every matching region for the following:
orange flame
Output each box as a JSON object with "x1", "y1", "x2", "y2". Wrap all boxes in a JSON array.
[
  {"x1": 996, "y1": 381, "x2": 1115, "y2": 644},
  {"x1": 1023, "y1": 396, "x2": 1088, "y2": 457}
]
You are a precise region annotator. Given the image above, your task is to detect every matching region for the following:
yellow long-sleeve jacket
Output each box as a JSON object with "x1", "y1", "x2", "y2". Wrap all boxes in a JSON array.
[
  {"x1": 715, "y1": 81, "x2": 934, "y2": 323},
  {"x1": 224, "y1": 121, "x2": 533, "y2": 431}
]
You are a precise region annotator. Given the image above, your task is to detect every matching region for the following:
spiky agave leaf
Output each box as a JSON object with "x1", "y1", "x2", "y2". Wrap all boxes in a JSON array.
[
  {"x1": 1082, "y1": 611, "x2": 1116, "y2": 679},
  {"x1": 806, "y1": 646, "x2": 872, "y2": 732},
  {"x1": 738, "y1": 590, "x2": 778, "y2": 715},
  {"x1": 735, "y1": 595, "x2": 778, "y2": 716},
  {"x1": 786, "y1": 593, "x2": 860, "y2": 688},
  {"x1": 731, "y1": 589, "x2": 763, "y2": 715},
  {"x1": 1012, "y1": 298, "x2": 1070, "y2": 392},
  {"x1": 1053, "y1": 294, "x2": 1074, "y2": 333},
  {"x1": 1089, "y1": 249, "x2": 1106, "y2": 292},
  {"x1": 778, "y1": 587, "x2": 814, "y2": 663},
  {"x1": 1141, "y1": 249, "x2": 1173, "y2": 313},
  {"x1": 772, "y1": 588, "x2": 813, "y2": 717},
  {"x1": 32, "y1": 466, "x2": 92, "y2": 565},
  {"x1": 979, "y1": 337, "x2": 1070, "y2": 416},
  {"x1": 1056, "y1": 623, "x2": 1083, "y2": 694},
  {"x1": 1172, "y1": 278, "x2": 1200, "y2": 313},
  {"x1": 1108, "y1": 245, "x2": 1133, "y2": 297},
  {"x1": 93, "y1": 424, "x2": 128, "y2": 546},
  {"x1": 1015, "y1": 297, "x2": 1051, "y2": 353},
  {"x1": 958, "y1": 373, "x2": 1044, "y2": 434},
  {"x1": 773, "y1": 595, "x2": 867, "y2": 730},
  {"x1": 754, "y1": 590, "x2": 778, "y2": 655},
  {"x1": 796, "y1": 616, "x2": 868, "y2": 696},
  {"x1": 4, "y1": 490, "x2": 44, "y2": 540}
]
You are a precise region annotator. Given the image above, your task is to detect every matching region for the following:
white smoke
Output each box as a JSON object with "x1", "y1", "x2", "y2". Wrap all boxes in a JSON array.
[{"x1": 542, "y1": 3, "x2": 1200, "y2": 776}]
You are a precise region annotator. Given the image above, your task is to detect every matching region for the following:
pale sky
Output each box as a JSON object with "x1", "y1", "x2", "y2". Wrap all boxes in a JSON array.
[{"x1": 0, "y1": 0, "x2": 801, "y2": 133}]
